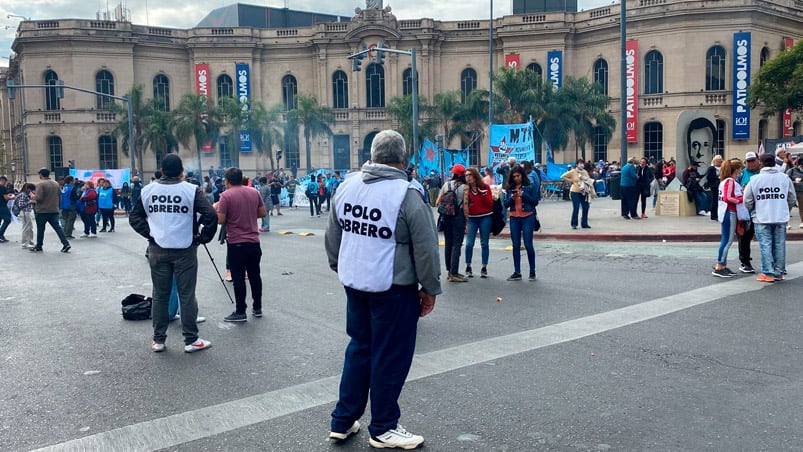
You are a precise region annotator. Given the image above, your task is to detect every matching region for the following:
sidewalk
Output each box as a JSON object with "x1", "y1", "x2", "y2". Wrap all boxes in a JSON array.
[{"x1": 491, "y1": 196, "x2": 803, "y2": 242}]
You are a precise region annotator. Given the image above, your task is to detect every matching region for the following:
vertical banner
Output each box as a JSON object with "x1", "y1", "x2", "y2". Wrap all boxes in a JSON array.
[
  {"x1": 487, "y1": 122, "x2": 535, "y2": 184},
  {"x1": 784, "y1": 37, "x2": 795, "y2": 51},
  {"x1": 236, "y1": 63, "x2": 252, "y2": 152},
  {"x1": 195, "y1": 64, "x2": 214, "y2": 153},
  {"x1": 546, "y1": 50, "x2": 563, "y2": 90},
  {"x1": 732, "y1": 32, "x2": 751, "y2": 140},
  {"x1": 416, "y1": 139, "x2": 440, "y2": 177},
  {"x1": 625, "y1": 40, "x2": 639, "y2": 143},
  {"x1": 505, "y1": 53, "x2": 520, "y2": 70},
  {"x1": 783, "y1": 108, "x2": 793, "y2": 138}
]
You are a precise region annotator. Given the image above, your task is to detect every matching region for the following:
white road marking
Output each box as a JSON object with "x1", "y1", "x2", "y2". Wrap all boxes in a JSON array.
[{"x1": 34, "y1": 263, "x2": 802, "y2": 452}]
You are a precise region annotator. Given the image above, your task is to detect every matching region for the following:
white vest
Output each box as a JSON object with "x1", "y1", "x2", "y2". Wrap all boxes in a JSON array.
[
  {"x1": 335, "y1": 176, "x2": 410, "y2": 292},
  {"x1": 717, "y1": 178, "x2": 742, "y2": 222},
  {"x1": 748, "y1": 170, "x2": 792, "y2": 224},
  {"x1": 141, "y1": 181, "x2": 198, "y2": 249}
]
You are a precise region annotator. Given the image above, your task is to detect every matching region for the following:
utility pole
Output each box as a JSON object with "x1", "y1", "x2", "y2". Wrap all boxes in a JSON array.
[{"x1": 619, "y1": 0, "x2": 628, "y2": 165}]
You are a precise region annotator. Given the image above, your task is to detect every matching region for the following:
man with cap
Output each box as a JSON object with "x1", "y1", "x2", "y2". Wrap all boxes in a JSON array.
[
  {"x1": 744, "y1": 153, "x2": 797, "y2": 282},
  {"x1": 775, "y1": 148, "x2": 789, "y2": 172},
  {"x1": 130, "y1": 154, "x2": 218, "y2": 353},
  {"x1": 30, "y1": 168, "x2": 71, "y2": 253},
  {"x1": 437, "y1": 163, "x2": 469, "y2": 282},
  {"x1": 325, "y1": 129, "x2": 441, "y2": 449},
  {"x1": 736, "y1": 151, "x2": 761, "y2": 273}
]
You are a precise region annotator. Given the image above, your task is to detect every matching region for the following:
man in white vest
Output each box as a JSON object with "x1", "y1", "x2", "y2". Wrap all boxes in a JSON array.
[
  {"x1": 744, "y1": 153, "x2": 797, "y2": 282},
  {"x1": 130, "y1": 154, "x2": 218, "y2": 353},
  {"x1": 325, "y1": 130, "x2": 441, "y2": 449}
]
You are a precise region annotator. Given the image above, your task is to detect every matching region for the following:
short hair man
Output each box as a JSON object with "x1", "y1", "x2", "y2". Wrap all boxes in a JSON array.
[
  {"x1": 736, "y1": 151, "x2": 761, "y2": 273},
  {"x1": 325, "y1": 130, "x2": 442, "y2": 449},
  {"x1": 744, "y1": 153, "x2": 797, "y2": 281},
  {"x1": 217, "y1": 167, "x2": 267, "y2": 322},
  {"x1": 129, "y1": 154, "x2": 218, "y2": 352},
  {"x1": 0, "y1": 176, "x2": 14, "y2": 243},
  {"x1": 30, "y1": 168, "x2": 72, "y2": 253}
]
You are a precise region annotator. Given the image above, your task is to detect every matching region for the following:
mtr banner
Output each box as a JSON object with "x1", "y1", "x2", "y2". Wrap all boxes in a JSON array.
[
  {"x1": 625, "y1": 40, "x2": 639, "y2": 143},
  {"x1": 194, "y1": 64, "x2": 214, "y2": 153},
  {"x1": 546, "y1": 50, "x2": 563, "y2": 90},
  {"x1": 236, "y1": 63, "x2": 252, "y2": 152},
  {"x1": 732, "y1": 32, "x2": 751, "y2": 140}
]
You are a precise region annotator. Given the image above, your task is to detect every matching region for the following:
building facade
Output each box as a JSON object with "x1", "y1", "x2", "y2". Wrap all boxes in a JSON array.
[{"x1": 1, "y1": 0, "x2": 802, "y2": 182}]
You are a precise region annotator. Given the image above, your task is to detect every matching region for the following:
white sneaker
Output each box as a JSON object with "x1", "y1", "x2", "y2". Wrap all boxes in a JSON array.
[
  {"x1": 80, "y1": 233, "x2": 89, "y2": 238},
  {"x1": 184, "y1": 338, "x2": 212, "y2": 353},
  {"x1": 799, "y1": 223, "x2": 803, "y2": 229},
  {"x1": 151, "y1": 342, "x2": 166, "y2": 353},
  {"x1": 89, "y1": 233, "x2": 97, "y2": 238},
  {"x1": 698, "y1": 210, "x2": 706, "y2": 216},
  {"x1": 329, "y1": 420, "x2": 360, "y2": 441},
  {"x1": 368, "y1": 425, "x2": 424, "y2": 449}
]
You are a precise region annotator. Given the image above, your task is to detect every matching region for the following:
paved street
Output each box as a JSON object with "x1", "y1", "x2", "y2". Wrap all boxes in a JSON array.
[{"x1": 1, "y1": 199, "x2": 802, "y2": 452}]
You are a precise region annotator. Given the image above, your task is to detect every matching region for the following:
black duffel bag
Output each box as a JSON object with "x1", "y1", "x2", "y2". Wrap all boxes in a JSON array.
[{"x1": 121, "y1": 294, "x2": 152, "y2": 320}]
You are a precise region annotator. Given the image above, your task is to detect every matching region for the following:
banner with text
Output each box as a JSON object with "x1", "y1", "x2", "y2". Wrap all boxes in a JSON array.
[
  {"x1": 505, "y1": 53, "x2": 520, "y2": 70},
  {"x1": 488, "y1": 122, "x2": 535, "y2": 184},
  {"x1": 732, "y1": 32, "x2": 751, "y2": 140},
  {"x1": 546, "y1": 50, "x2": 563, "y2": 90},
  {"x1": 195, "y1": 64, "x2": 214, "y2": 153},
  {"x1": 625, "y1": 40, "x2": 639, "y2": 143},
  {"x1": 235, "y1": 63, "x2": 252, "y2": 152},
  {"x1": 70, "y1": 168, "x2": 131, "y2": 189}
]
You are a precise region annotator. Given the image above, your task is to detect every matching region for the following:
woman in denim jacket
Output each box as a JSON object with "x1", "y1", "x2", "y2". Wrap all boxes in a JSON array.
[{"x1": 502, "y1": 165, "x2": 538, "y2": 281}]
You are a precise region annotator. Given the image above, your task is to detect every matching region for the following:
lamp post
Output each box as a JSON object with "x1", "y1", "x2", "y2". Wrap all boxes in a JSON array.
[
  {"x1": 619, "y1": 0, "x2": 628, "y2": 165},
  {"x1": 6, "y1": 14, "x2": 30, "y2": 21}
]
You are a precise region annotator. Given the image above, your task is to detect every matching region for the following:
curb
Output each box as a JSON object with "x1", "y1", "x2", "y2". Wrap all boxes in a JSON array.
[{"x1": 491, "y1": 231, "x2": 803, "y2": 243}]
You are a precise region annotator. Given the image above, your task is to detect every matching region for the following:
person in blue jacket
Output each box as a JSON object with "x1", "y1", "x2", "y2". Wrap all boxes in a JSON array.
[
  {"x1": 97, "y1": 178, "x2": 116, "y2": 232},
  {"x1": 619, "y1": 157, "x2": 639, "y2": 220},
  {"x1": 502, "y1": 165, "x2": 539, "y2": 281}
]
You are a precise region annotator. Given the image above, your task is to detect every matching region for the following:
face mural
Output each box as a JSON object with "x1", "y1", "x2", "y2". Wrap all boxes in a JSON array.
[{"x1": 685, "y1": 117, "x2": 717, "y2": 175}]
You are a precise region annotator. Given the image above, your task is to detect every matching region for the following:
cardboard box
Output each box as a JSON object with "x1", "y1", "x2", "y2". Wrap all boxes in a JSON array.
[{"x1": 656, "y1": 191, "x2": 697, "y2": 216}]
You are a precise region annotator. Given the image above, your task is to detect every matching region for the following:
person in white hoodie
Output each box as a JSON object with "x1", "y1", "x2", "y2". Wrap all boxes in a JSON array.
[{"x1": 743, "y1": 153, "x2": 797, "y2": 282}]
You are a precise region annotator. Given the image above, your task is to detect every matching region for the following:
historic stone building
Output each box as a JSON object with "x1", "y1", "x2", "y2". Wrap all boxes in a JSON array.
[{"x1": 1, "y1": 0, "x2": 802, "y2": 181}]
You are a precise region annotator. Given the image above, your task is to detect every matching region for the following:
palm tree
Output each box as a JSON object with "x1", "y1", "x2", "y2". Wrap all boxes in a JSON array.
[
  {"x1": 453, "y1": 89, "x2": 490, "y2": 158},
  {"x1": 246, "y1": 101, "x2": 285, "y2": 171},
  {"x1": 218, "y1": 96, "x2": 251, "y2": 167},
  {"x1": 558, "y1": 76, "x2": 616, "y2": 161},
  {"x1": 431, "y1": 91, "x2": 464, "y2": 145},
  {"x1": 492, "y1": 66, "x2": 545, "y2": 125},
  {"x1": 111, "y1": 85, "x2": 152, "y2": 176},
  {"x1": 386, "y1": 94, "x2": 434, "y2": 156},
  {"x1": 140, "y1": 107, "x2": 178, "y2": 167},
  {"x1": 171, "y1": 93, "x2": 220, "y2": 175},
  {"x1": 285, "y1": 95, "x2": 334, "y2": 172}
]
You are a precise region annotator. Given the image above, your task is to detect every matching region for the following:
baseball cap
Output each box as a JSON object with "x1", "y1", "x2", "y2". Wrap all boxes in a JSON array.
[
  {"x1": 450, "y1": 164, "x2": 466, "y2": 177},
  {"x1": 775, "y1": 148, "x2": 787, "y2": 156},
  {"x1": 744, "y1": 152, "x2": 758, "y2": 161}
]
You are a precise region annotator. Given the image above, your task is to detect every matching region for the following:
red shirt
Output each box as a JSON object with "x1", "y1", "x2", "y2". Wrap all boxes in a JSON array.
[
  {"x1": 466, "y1": 186, "x2": 494, "y2": 216},
  {"x1": 218, "y1": 185, "x2": 264, "y2": 244}
]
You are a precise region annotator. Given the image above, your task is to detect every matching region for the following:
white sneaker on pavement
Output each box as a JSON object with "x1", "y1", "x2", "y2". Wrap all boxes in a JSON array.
[
  {"x1": 368, "y1": 425, "x2": 424, "y2": 449},
  {"x1": 329, "y1": 420, "x2": 360, "y2": 441},
  {"x1": 184, "y1": 338, "x2": 212, "y2": 353}
]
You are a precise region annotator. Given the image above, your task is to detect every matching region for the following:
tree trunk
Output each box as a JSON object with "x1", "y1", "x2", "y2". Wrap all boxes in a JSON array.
[{"x1": 304, "y1": 128, "x2": 312, "y2": 174}]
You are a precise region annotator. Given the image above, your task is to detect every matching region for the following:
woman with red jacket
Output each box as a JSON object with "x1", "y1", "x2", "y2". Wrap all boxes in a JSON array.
[
  {"x1": 463, "y1": 167, "x2": 494, "y2": 278},
  {"x1": 712, "y1": 158, "x2": 744, "y2": 278},
  {"x1": 79, "y1": 180, "x2": 99, "y2": 237}
]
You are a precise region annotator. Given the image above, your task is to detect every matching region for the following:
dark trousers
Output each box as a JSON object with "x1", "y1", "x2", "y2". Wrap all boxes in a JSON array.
[
  {"x1": 227, "y1": 242, "x2": 262, "y2": 314},
  {"x1": 80, "y1": 212, "x2": 97, "y2": 235},
  {"x1": 35, "y1": 212, "x2": 69, "y2": 249},
  {"x1": 61, "y1": 208, "x2": 77, "y2": 237},
  {"x1": 738, "y1": 220, "x2": 755, "y2": 267},
  {"x1": 570, "y1": 191, "x2": 590, "y2": 227},
  {"x1": 308, "y1": 194, "x2": 321, "y2": 216},
  {"x1": 100, "y1": 208, "x2": 115, "y2": 230},
  {"x1": 442, "y1": 214, "x2": 466, "y2": 274},
  {"x1": 620, "y1": 186, "x2": 639, "y2": 218},
  {"x1": 288, "y1": 192, "x2": 295, "y2": 208},
  {"x1": 709, "y1": 185, "x2": 719, "y2": 220},
  {"x1": 637, "y1": 188, "x2": 649, "y2": 215},
  {"x1": 148, "y1": 243, "x2": 199, "y2": 345},
  {"x1": 331, "y1": 284, "x2": 420, "y2": 438},
  {"x1": 0, "y1": 210, "x2": 11, "y2": 238}
]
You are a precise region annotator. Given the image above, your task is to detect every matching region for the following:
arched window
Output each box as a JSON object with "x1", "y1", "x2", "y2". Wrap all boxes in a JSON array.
[
  {"x1": 715, "y1": 119, "x2": 726, "y2": 156},
  {"x1": 217, "y1": 74, "x2": 233, "y2": 100},
  {"x1": 332, "y1": 71, "x2": 348, "y2": 109},
  {"x1": 48, "y1": 136, "x2": 63, "y2": 169},
  {"x1": 705, "y1": 46, "x2": 726, "y2": 91},
  {"x1": 758, "y1": 119, "x2": 768, "y2": 143},
  {"x1": 526, "y1": 63, "x2": 542, "y2": 78},
  {"x1": 760, "y1": 47, "x2": 771, "y2": 67},
  {"x1": 98, "y1": 135, "x2": 118, "y2": 169},
  {"x1": 460, "y1": 68, "x2": 477, "y2": 102},
  {"x1": 95, "y1": 70, "x2": 115, "y2": 109},
  {"x1": 644, "y1": 50, "x2": 664, "y2": 95},
  {"x1": 402, "y1": 68, "x2": 418, "y2": 97},
  {"x1": 153, "y1": 74, "x2": 170, "y2": 111},
  {"x1": 592, "y1": 126, "x2": 608, "y2": 163},
  {"x1": 593, "y1": 59, "x2": 609, "y2": 96},
  {"x1": 44, "y1": 70, "x2": 60, "y2": 111},
  {"x1": 282, "y1": 75, "x2": 298, "y2": 110},
  {"x1": 643, "y1": 122, "x2": 663, "y2": 161},
  {"x1": 365, "y1": 63, "x2": 385, "y2": 108}
]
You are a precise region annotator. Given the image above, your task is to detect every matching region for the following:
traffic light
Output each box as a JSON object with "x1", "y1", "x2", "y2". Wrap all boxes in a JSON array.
[
  {"x1": 375, "y1": 41, "x2": 387, "y2": 66},
  {"x1": 276, "y1": 150, "x2": 283, "y2": 161},
  {"x1": 351, "y1": 45, "x2": 367, "y2": 72}
]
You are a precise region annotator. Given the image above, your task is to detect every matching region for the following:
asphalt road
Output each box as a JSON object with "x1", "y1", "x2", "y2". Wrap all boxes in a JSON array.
[{"x1": 1, "y1": 209, "x2": 802, "y2": 452}]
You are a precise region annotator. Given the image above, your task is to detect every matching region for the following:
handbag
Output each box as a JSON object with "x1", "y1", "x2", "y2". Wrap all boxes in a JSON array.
[
  {"x1": 736, "y1": 203, "x2": 750, "y2": 221},
  {"x1": 121, "y1": 294, "x2": 153, "y2": 320}
]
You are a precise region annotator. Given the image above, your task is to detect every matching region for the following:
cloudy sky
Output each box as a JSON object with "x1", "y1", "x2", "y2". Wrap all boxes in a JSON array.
[{"x1": 1, "y1": 0, "x2": 616, "y2": 67}]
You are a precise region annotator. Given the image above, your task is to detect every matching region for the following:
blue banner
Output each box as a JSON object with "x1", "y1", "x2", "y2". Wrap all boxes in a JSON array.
[
  {"x1": 547, "y1": 50, "x2": 563, "y2": 90},
  {"x1": 443, "y1": 148, "x2": 469, "y2": 172},
  {"x1": 236, "y1": 63, "x2": 252, "y2": 152},
  {"x1": 487, "y1": 122, "x2": 535, "y2": 184},
  {"x1": 732, "y1": 32, "x2": 751, "y2": 140},
  {"x1": 70, "y1": 168, "x2": 130, "y2": 189},
  {"x1": 416, "y1": 139, "x2": 440, "y2": 177}
]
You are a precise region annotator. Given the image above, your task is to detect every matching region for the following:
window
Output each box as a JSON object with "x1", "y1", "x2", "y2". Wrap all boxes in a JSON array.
[
  {"x1": 462, "y1": 138, "x2": 480, "y2": 168},
  {"x1": 44, "y1": 70, "x2": 60, "y2": 111},
  {"x1": 760, "y1": 47, "x2": 771, "y2": 67},
  {"x1": 95, "y1": 70, "x2": 115, "y2": 109},
  {"x1": 219, "y1": 140, "x2": 233, "y2": 168},
  {"x1": 153, "y1": 74, "x2": 170, "y2": 112},
  {"x1": 98, "y1": 135, "x2": 118, "y2": 170},
  {"x1": 592, "y1": 126, "x2": 608, "y2": 163},
  {"x1": 715, "y1": 119, "x2": 726, "y2": 155},
  {"x1": 282, "y1": 75, "x2": 298, "y2": 110},
  {"x1": 217, "y1": 74, "x2": 233, "y2": 101},
  {"x1": 460, "y1": 68, "x2": 477, "y2": 102},
  {"x1": 643, "y1": 122, "x2": 663, "y2": 161},
  {"x1": 705, "y1": 46, "x2": 726, "y2": 91},
  {"x1": 332, "y1": 71, "x2": 348, "y2": 109},
  {"x1": 48, "y1": 136, "x2": 63, "y2": 169},
  {"x1": 794, "y1": 121, "x2": 801, "y2": 137},
  {"x1": 758, "y1": 119, "x2": 768, "y2": 143},
  {"x1": 526, "y1": 63, "x2": 542, "y2": 78},
  {"x1": 644, "y1": 50, "x2": 663, "y2": 95},
  {"x1": 402, "y1": 68, "x2": 418, "y2": 97},
  {"x1": 593, "y1": 59, "x2": 609, "y2": 96},
  {"x1": 365, "y1": 63, "x2": 385, "y2": 108}
]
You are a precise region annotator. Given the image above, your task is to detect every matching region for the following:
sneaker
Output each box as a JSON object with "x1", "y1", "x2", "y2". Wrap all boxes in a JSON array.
[
  {"x1": 29, "y1": 247, "x2": 43, "y2": 253},
  {"x1": 258, "y1": 227, "x2": 268, "y2": 232},
  {"x1": 723, "y1": 267, "x2": 737, "y2": 276},
  {"x1": 329, "y1": 420, "x2": 360, "y2": 441},
  {"x1": 465, "y1": 266, "x2": 473, "y2": 278},
  {"x1": 799, "y1": 223, "x2": 803, "y2": 229},
  {"x1": 622, "y1": 216, "x2": 631, "y2": 220},
  {"x1": 368, "y1": 425, "x2": 424, "y2": 450},
  {"x1": 774, "y1": 274, "x2": 785, "y2": 281},
  {"x1": 80, "y1": 233, "x2": 89, "y2": 238},
  {"x1": 60, "y1": 244, "x2": 71, "y2": 253},
  {"x1": 253, "y1": 309, "x2": 263, "y2": 318},
  {"x1": 641, "y1": 213, "x2": 648, "y2": 219},
  {"x1": 506, "y1": 272, "x2": 522, "y2": 281},
  {"x1": 89, "y1": 233, "x2": 97, "y2": 238},
  {"x1": 151, "y1": 342, "x2": 166, "y2": 353},
  {"x1": 480, "y1": 267, "x2": 488, "y2": 278},
  {"x1": 224, "y1": 312, "x2": 248, "y2": 322},
  {"x1": 756, "y1": 274, "x2": 776, "y2": 283},
  {"x1": 447, "y1": 273, "x2": 469, "y2": 282},
  {"x1": 529, "y1": 272, "x2": 536, "y2": 281},
  {"x1": 739, "y1": 264, "x2": 755, "y2": 274},
  {"x1": 698, "y1": 211, "x2": 707, "y2": 216},
  {"x1": 0, "y1": 236, "x2": 7, "y2": 243},
  {"x1": 712, "y1": 268, "x2": 735, "y2": 278},
  {"x1": 196, "y1": 316, "x2": 206, "y2": 323},
  {"x1": 65, "y1": 235, "x2": 75, "y2": 239},
  {"x1": 184, "y1": 338, "x2": 212, "y2": 353}
]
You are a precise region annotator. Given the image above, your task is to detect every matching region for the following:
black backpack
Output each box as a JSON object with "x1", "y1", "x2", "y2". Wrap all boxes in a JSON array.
[{"x1": 437, "y1": 181, "x2": 461, "y2": 217}]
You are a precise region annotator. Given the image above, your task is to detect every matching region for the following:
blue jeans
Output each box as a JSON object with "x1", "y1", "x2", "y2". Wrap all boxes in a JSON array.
[
  {"x1": 261, "y1": 212, "x2": 270, "y2": 230},
  {"x1": 509, "y1": 214, "x2": 536, "y2": 274},
  {"x1": 331, "y1": 284, "x2": 420, "y2": 438},
  {"x1": 692, "y1": 191, "x2": 707, "y2": 213},
  {"x1": 570, "y1": 192, "x2": 590, "y2": 228},
  {"x1": 465, "y1": 215, "x2": 492, "y2": 266},
  {"x1": 716, "y1": 211, "x2": 736, "y2": 265},
  {"x1": 754, "y1": 223, "x2": 786, "y2": 277}
]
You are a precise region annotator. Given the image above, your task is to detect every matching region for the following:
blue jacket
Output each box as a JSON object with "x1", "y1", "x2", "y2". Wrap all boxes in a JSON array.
[
  {"x1": 502, "y1": 184, "x2": 539, "y2": 213},
  {"x1": 620, "y1": 163, "x2": 637, "y2": 187},
  {"x1": 60, "y1": 185, "x2": 75, "y2": 210},
  {"x1": 97, "y1": 187, "x2": 114, "y2": 209}
]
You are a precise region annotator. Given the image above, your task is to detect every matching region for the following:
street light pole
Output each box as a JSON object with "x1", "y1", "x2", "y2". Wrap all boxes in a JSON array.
[{"x1": 619, "y1": 0, "x2": 628, "y2": 165}]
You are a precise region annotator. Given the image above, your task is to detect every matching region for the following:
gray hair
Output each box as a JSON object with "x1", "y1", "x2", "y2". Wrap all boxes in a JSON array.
[{"x1": 370, "y1": 130, "x2": 407, "y2": 164}]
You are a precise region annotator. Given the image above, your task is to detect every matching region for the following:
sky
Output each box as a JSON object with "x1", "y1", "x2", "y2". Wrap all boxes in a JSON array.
[{"x1": 0, "y1": 0, "x2": 616, "y2": 67}]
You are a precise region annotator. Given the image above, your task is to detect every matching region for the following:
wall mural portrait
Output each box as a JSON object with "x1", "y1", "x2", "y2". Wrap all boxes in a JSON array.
[{"x1": 676, "y1": 111, "x2": 718, "y2": 176}]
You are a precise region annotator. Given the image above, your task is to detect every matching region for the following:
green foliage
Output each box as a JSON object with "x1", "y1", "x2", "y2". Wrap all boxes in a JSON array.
[
  {"x1": 748, "y1": 41, "x2": 803, "y2": 116},
  {"x1": 285, "y1": 95, "x2": 334, "y2": 171}
]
